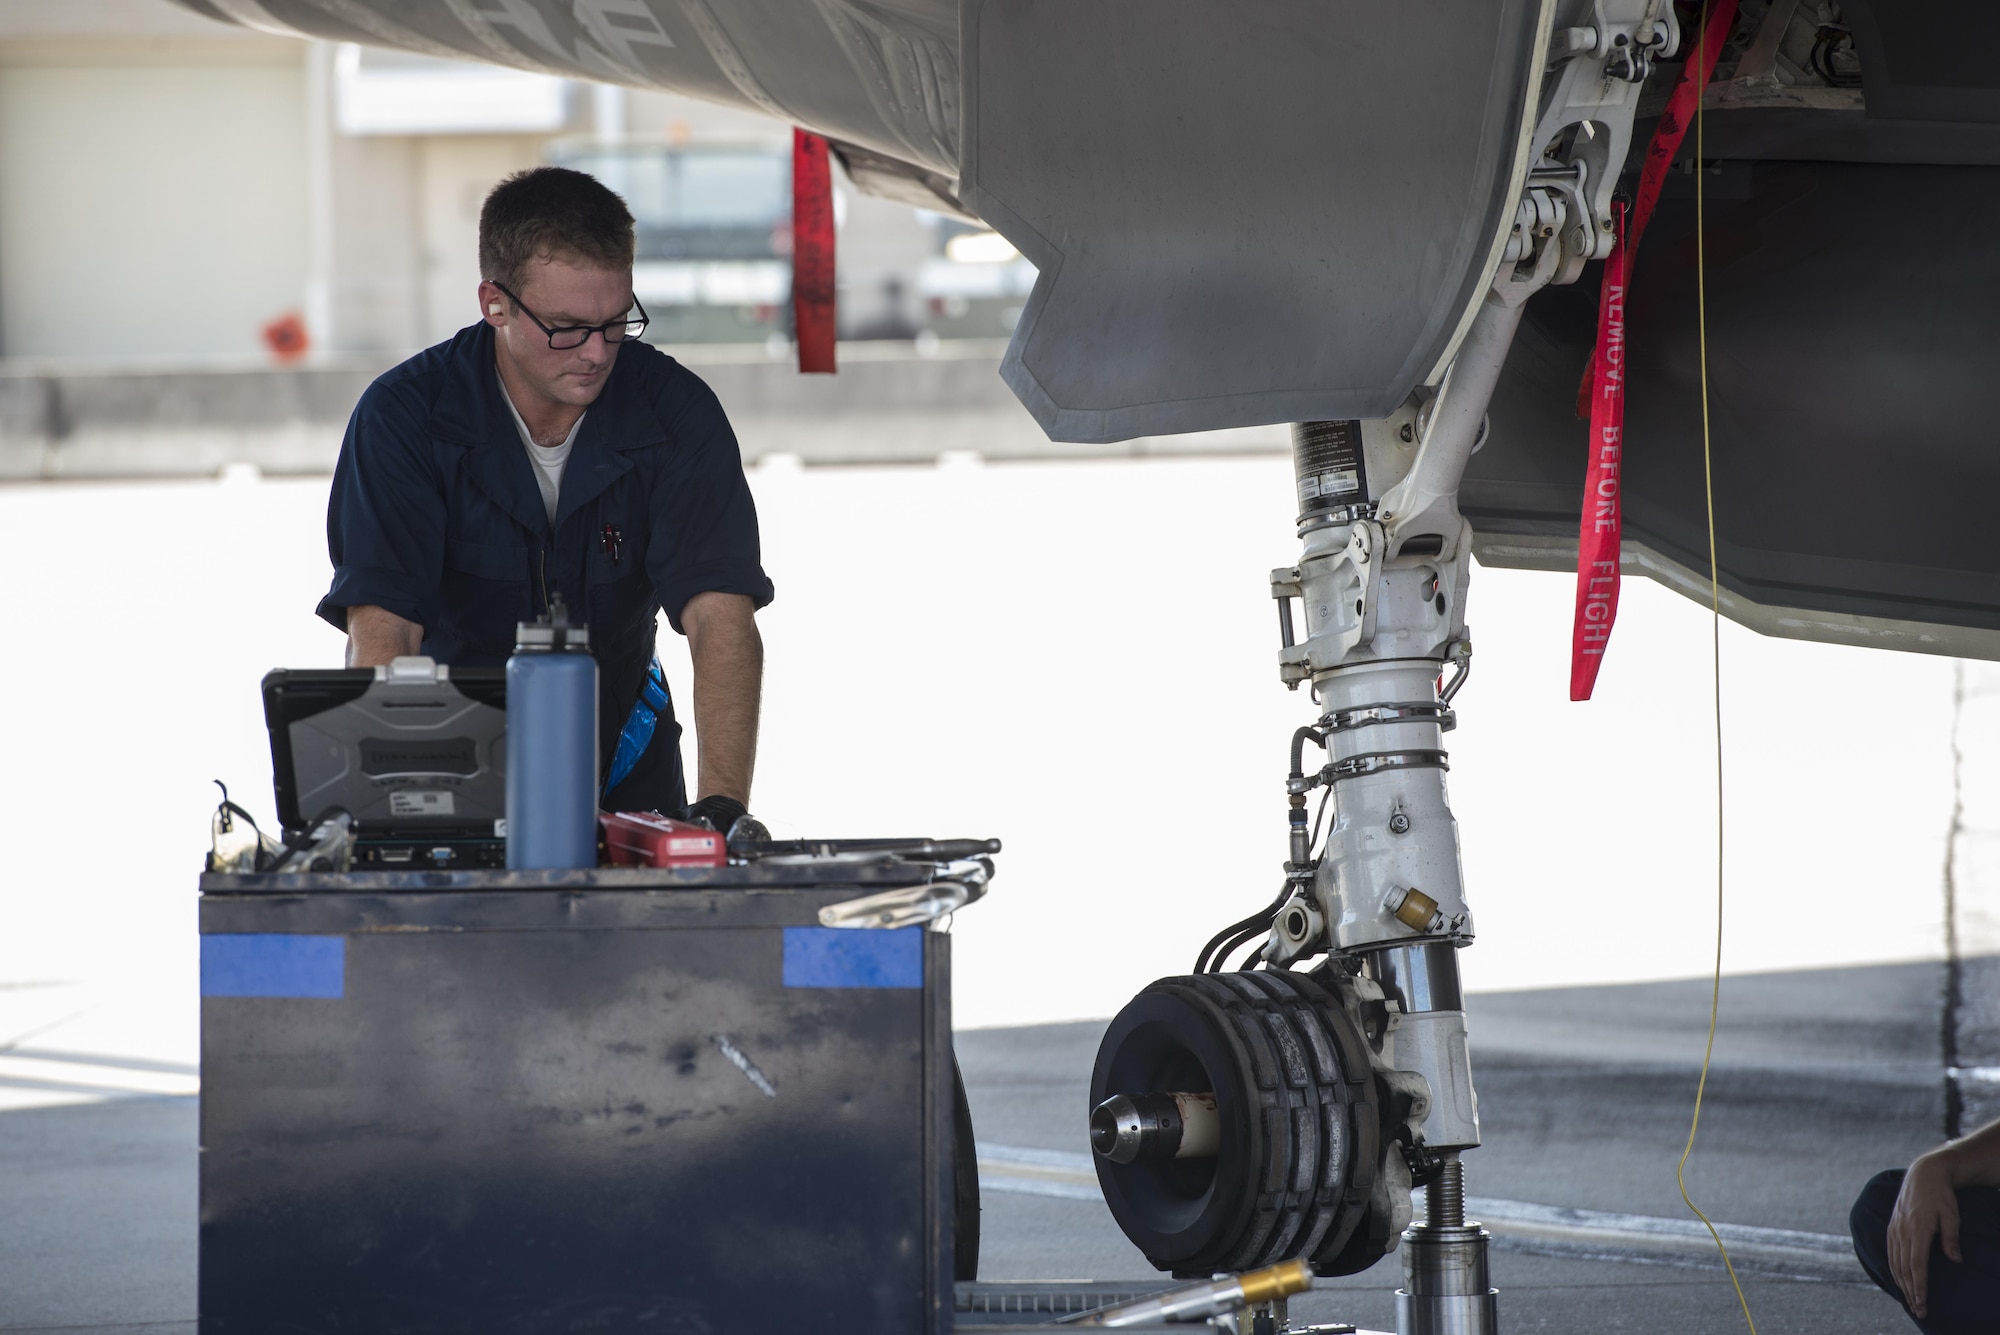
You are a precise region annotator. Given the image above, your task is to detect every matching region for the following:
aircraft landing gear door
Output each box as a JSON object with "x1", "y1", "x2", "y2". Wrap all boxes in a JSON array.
[{"x1": 960, "y1": 0, "x2": 1553, "y2": 444}]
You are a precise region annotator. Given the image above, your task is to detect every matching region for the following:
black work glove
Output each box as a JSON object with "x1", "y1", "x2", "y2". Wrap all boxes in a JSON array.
[
  {"x1": 685, "y1": 795, "x2": 771, "y2": 843},
  {"x1": 685, "y1": 794, "x2": 747, "y2": 835}
]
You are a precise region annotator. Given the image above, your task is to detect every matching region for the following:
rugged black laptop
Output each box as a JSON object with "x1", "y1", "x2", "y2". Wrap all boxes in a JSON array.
[{"x1": 262, "y1": 658, "x2": 508, "y2": 870}]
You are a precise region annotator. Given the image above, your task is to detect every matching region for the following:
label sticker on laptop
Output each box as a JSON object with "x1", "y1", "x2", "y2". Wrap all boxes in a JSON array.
[{"x1": 390, "y1": 790, "x2": 455, "y2": 817}]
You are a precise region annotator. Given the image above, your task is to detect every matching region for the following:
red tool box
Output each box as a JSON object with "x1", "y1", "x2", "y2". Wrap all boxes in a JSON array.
[{"x1": 599, "y1": 812, "x2": 727, "y2": 868}]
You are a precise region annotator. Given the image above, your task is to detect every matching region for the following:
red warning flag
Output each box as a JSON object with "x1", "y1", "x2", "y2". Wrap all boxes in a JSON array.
[
  {"x1": 791, "y1": 128, "x2": 836, "y2": 374},
  {"x1": 1570, "y1": 200, "x2": 1628, "y2": 701},
  {"x1": 1568, "y1": 1, "x2": 1738, "y2": 698}
]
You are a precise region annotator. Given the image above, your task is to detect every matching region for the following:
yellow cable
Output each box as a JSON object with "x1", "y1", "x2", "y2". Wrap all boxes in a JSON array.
[{"x1": 1674, "y1": 5, "x2": 1759, "y2": 1330}]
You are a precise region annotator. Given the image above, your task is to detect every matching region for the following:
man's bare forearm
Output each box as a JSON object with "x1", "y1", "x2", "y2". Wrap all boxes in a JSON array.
[
  {"x1": 1933, "y1": 1116, "x2": 2000, "y2": 1186},
  {"x1": 346, "y1": 605, "x2": 424, "y2": 667},
  {"x1": 682, "y1": 592, "x2": 763, "y2": 806}
]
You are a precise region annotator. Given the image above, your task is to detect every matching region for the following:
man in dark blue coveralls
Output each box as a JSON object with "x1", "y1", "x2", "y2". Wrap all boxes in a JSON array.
[{"x1": 317, "y1": 166, "x2": 774, "y2": 832}]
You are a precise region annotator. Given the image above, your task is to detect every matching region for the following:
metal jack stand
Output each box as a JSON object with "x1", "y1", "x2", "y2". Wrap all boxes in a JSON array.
[{"x1": 1398, "y1": 1155, "x2": 1496, "y2": 1335}]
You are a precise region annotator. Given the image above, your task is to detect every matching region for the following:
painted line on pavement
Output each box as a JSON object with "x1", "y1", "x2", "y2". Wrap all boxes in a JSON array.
[
  {"x1": 0, "y1": 1050, "x2": 201, "y2": 1112},
  {"x1": 977, "y1": 1143, "x2": 1102, "y2": 1200},
  {"x1": 974, "y1": 1142, "x2": 1859, "y2": 1278}
]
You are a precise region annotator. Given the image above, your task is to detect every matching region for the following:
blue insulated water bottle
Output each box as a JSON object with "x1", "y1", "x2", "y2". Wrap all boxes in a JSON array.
[{"x1": 506, "y1": 594, "x2": 599, "y2": 869}]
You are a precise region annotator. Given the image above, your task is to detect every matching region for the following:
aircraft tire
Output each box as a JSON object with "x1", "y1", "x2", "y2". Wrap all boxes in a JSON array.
[{"x1": 1089, "y1": 969, "x2": 1381, "y2": 1278}]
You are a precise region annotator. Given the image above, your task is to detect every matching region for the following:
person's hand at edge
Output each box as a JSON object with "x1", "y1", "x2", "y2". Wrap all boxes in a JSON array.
[{"x1": 1889, "y1": 1148, "x2": 1963, "y2": 1318}]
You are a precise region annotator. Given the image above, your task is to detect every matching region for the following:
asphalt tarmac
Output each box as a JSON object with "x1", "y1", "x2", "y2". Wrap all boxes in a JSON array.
[
  {"x1": 959, "y1": 963, "x2": 1946, "y2": 1334},
  {"x1": 0, "y1": 962, "x2": 1948, "y2": 1334}
]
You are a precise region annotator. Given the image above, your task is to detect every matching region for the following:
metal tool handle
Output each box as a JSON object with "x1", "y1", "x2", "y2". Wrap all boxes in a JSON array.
[
  {"x1": 1058, "y1": 1259, "x2": 1312, "y2": 1327},
  {"x1": 732, "y1": 836, "x2": 1002, "y2": 861}
]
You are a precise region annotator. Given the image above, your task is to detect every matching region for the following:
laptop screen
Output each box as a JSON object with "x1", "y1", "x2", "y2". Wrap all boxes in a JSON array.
[{"x1": 263, "y1": 660, "x2": 506, "y2": 839}]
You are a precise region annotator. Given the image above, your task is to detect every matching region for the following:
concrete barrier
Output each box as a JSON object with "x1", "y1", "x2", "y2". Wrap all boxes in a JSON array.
[
  {"x1": 0, "y1": 358, "x2": 388, "y2": 481},
  {"x1": 0, "y1": 340, "x2": 1287, "y2": 481}
]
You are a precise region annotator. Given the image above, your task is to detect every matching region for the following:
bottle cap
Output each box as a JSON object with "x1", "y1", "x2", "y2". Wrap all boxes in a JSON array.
[{"x1": 515, "y1": 592, "x2": 591, "y2": 651}]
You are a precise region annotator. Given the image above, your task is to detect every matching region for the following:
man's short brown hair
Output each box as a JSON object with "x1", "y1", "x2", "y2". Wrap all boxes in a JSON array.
[{"x1": 479, "y1": 166, "x2": 635, "y2": 294}]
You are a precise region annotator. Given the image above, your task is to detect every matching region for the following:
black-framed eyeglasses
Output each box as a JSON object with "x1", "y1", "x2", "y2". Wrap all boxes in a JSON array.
[{"x1": 490, "y1": 281, "x2": 649, "y2": 350}]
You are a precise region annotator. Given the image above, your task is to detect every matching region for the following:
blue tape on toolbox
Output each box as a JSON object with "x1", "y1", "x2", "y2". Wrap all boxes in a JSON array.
[
  {"x1": 201, "y1": 935, "x2": 345, "y2": 998},
  {"x1": 782, "y1": 926, "x2": 923, "y2": 988}
]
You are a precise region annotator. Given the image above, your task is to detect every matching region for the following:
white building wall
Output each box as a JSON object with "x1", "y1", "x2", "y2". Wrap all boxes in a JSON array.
[
  {"x1": 321, "y1": 121, "x2": 424, "y2": 356},
  {"x1": 0, "y1": 39, "x2": 308, "y2": 361},
  {"x1": 0, "y1": 22, "x2": 961, "y2": 365},
  {"x1": 415, "y1": 135, "x2": 547, "y2": 347}
]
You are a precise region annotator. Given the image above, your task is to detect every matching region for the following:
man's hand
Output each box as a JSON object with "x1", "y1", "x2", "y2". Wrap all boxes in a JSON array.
[
  {"x1": 687, "y1": 794, "x2": 747, "y2": 834},
  {"x1": 346, "y1": 605, "x2": 423, "y2": 667},
  {"x1": 1889, "y1": 1149, "x2": 1962, "y2": 1318},
  {"x1": 1885, "y1": 1115, "x2": 2000, "y2": 1317},
  {"x1": 681, "y1": 591, "x2": 763, "y2": 808}
]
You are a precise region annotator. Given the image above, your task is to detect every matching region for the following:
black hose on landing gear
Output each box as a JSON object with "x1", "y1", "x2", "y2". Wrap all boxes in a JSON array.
[
  {"x1": 1191, "y1": 730, "x2": 1334, "y2": 974},
  {"x1": 1208, "y1": 923, "x2": 1274, "y2": 974},
  {"x1": 1192, "y1": 890, "x2": 1289, "y2": 974},
  {"x1": 1290, "y1": 725, "x2": 1326, "y2": 782}
]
